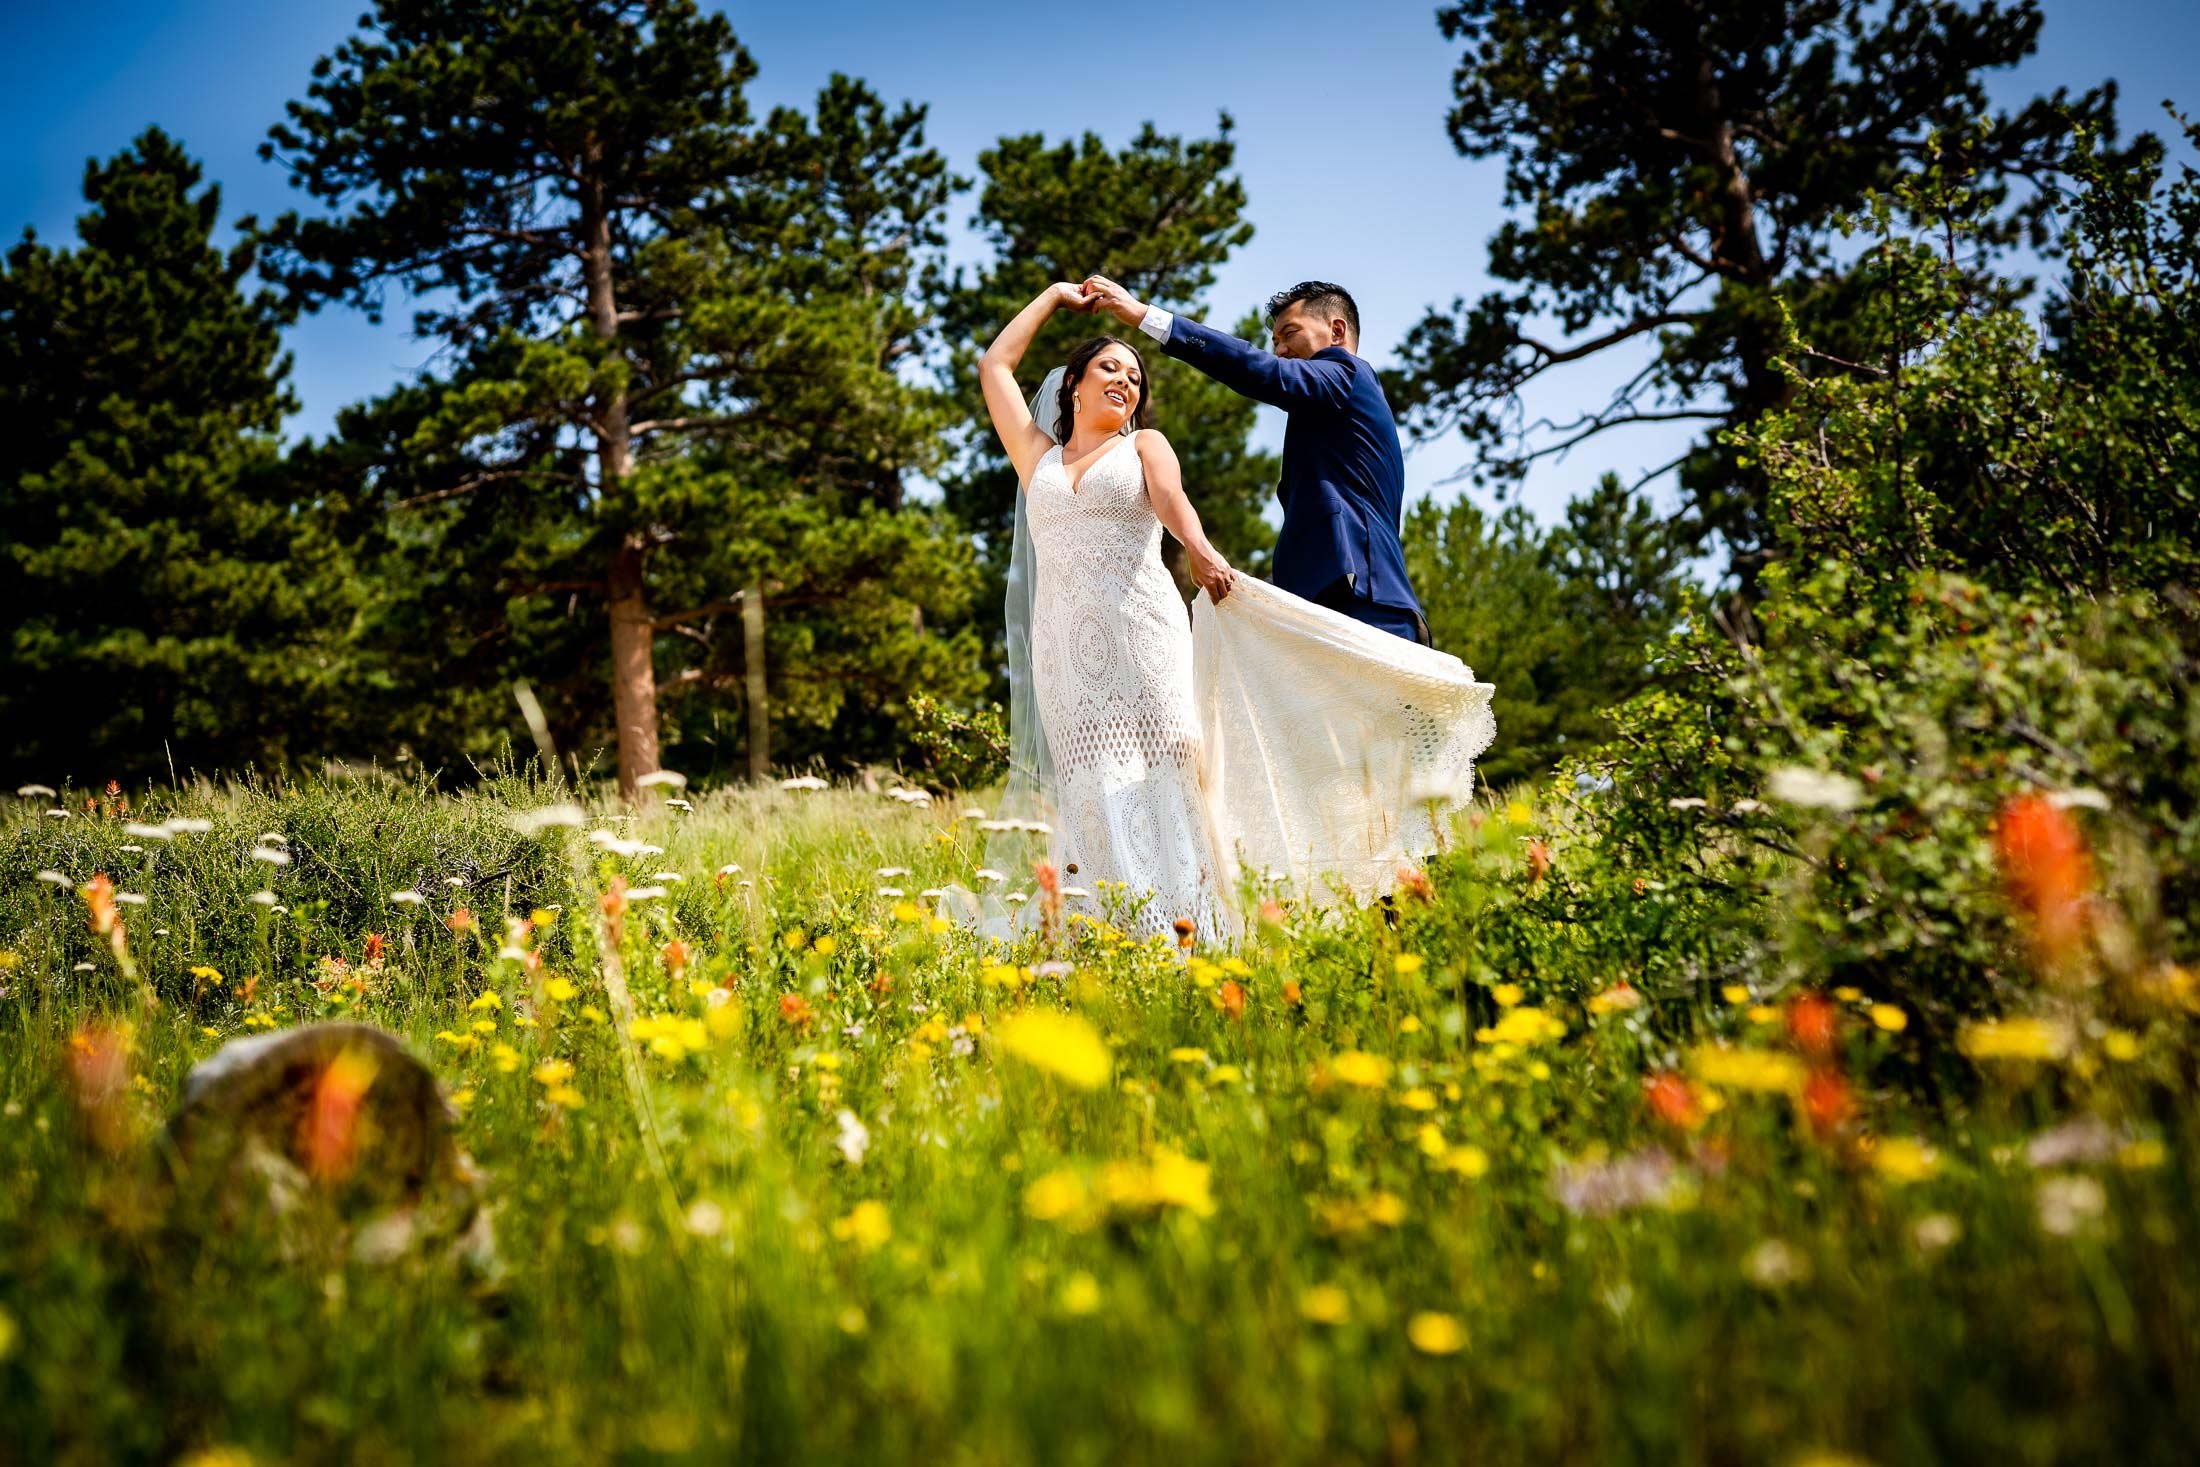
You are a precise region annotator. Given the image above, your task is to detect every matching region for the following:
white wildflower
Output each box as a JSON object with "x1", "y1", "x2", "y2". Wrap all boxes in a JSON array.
[
  {"x1": 1666, "y1": 797, "x2": 1708, "y2": 811},
  {"x1": 974, "y1": 868, "x2": 1006, "y2": 884},
  {"x1": 875, "y1": 866, "x2": 910, "y2": 879},
  {"x1": 877, "y1": 887, "x2": 906, "y2": 898},
  {"x1": 115, "y1": 892, "x2": 148, "y2": 907},
  {"x1": 650, "y1": 871, "x2": 685, "y2": 883},
  {"x1": 17, "y1": 783, "x2": 57, "y2": 798},
  {"x1": 635, "y1": 770, "x2": 688, "y2": 790},
  {"x1": 510, "y1": 803, "x2": 587, "y2": 834},
  {"x1": 2050, "y1": 788, "x2": 2111, "y2": 812},
  {"x1": 119, "y1": 844, "x2": 144, "y2": 854},
  {"x1": 1766, "y1": 766, "x2": 1864, "y2": 812},
  {"x1": 45, "y1": 809, "x2": 69, "y2": 819},
  {"x1": 835, "y1": 1109, "x2": 871, "y2": 1167},
  {"x1": 624, "y1": 885, "x2": 669, "y2": 902},
  {"x1": 389, "y1": 889, "x2": 426, "y2": 906},
  {"x1": 780, "y1": 775, "x2": 828, "y2": 791},
  {"x1": 248, "y1": 890, "x2": 279, "y2": 906},
  {"x1": 167, "y1": 816, "x2": 213, "y2": 834},
  {"x1": 249, "y1": 847, "x2": 291, "y2": 866},
  {"x1": 35, "y1": 870, "x2": 71, "y2": 887},
  {"x1": 2037, "y1": 1175, "x2": 2108, "y2": 1236},
  {"x1": 122, "y1": 821, "x2": 173, "y2": 841}
]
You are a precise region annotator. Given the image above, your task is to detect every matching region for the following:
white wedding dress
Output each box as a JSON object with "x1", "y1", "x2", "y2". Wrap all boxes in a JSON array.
[
  {"x1": 1024, "y1": 436, "x2": 1234, "y2": 941},
  {"x1": 942, "y1": 368, "x2": 1496, "y2": 947}
]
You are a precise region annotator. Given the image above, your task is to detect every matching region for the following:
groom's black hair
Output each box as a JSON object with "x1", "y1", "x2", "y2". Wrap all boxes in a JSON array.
[{"x1": 1265, "y1": 281, "x2": 1360, "y2": 345}]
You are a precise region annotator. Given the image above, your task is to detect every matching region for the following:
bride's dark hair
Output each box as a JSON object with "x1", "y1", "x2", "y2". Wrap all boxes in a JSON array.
[{"x1": 1057, "y1": 336, "x2": 1153, "y2": 436}]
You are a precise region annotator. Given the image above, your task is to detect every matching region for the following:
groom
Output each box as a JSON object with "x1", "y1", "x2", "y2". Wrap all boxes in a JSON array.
[{"x1": 1081, "y1": 274, "x2": 1429, "y2": 645}]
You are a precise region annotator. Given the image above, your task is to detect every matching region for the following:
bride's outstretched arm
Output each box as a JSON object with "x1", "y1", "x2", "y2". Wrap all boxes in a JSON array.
[
  {"x1": 980, "y1": 282, "x2": 1090, "y2": 483},
  {"x1": 1137, "y1": 430, "x2": 1238, "y2": 602}
]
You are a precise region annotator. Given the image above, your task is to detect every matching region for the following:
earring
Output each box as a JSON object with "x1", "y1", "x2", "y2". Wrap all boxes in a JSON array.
[{"x1": 1073, "y1": 395, "x2": 1083, "y2": 413}]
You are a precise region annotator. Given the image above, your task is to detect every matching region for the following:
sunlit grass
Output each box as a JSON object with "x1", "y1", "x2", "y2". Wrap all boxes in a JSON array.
[{"x1": 2, "y1": 774, "x2": 2197, "y2": 1463}]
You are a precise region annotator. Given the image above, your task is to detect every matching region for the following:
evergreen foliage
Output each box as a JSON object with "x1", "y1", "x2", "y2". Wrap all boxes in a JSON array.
[{"x1": 0, "y1": 130, "x2": 346, "y2": 786}]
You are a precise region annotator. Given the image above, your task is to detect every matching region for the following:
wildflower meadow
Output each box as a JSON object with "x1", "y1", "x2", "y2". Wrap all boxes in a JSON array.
[{"x1": 3, "y1": 761, "x2": 2197, "y2": 1464}]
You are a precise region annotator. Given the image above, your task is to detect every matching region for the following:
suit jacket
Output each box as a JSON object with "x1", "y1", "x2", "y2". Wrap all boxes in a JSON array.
[{"x1": 1157, "y1": 313, "x2": 1422, "y2": 619}]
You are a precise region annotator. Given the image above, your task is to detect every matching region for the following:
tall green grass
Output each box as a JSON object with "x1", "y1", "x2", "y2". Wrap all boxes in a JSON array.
[{"x1": 1, "y1": 775, "x2": 2196, "y2": 1465}]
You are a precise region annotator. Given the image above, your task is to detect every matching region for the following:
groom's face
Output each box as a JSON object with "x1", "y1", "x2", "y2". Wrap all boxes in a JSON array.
[{"x1": 1270, "y1": 302, "x2": 1349, "y2": 359}]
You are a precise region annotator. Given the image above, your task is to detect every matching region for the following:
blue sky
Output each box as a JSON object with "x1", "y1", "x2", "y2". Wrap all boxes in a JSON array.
[{"x1": 4, "y1": 0, "x2": 2195, "y2": 523}]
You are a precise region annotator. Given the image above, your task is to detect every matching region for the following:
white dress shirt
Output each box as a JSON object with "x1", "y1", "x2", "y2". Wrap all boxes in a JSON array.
[{"x1": 1137, "y1": 305, "x2": 1175, "y2": 344}]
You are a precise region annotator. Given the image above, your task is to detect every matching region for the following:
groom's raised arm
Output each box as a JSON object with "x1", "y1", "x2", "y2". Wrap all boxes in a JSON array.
[{"x1": 1138, "y1": 307, "x2": 1354, "y2": 413}]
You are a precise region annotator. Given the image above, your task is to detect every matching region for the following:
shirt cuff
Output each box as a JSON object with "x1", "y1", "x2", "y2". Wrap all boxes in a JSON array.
[{"x1": 1137, "y1": 306, "x2": 1174, "y2": 344}]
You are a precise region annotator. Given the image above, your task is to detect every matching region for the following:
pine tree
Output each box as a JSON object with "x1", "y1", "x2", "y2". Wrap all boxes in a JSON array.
[
  {"x1": 1391, "y1": 0, "x2": 2123, "y2": 589},
  {"x1": 256, "y1": 0, "x2": 965, "y2": 795},
  {"x1": 0, "y1": 129, "x2": 344, "y2": 785}
]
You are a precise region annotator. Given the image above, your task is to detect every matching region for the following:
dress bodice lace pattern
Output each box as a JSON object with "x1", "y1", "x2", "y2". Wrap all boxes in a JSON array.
[{"x1": 1024, "y1": 436, "x2": 1234, "y2": 942}]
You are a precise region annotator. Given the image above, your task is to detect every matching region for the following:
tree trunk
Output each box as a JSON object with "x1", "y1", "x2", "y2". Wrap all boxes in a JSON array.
[
  {"x1": 742, "y1": 585, "x2": 769, "y2": 782},
  {"x1": 607, "y1": 539, "x2": 661, "y2": 802},
  {"x1": 580, "y1": 141, "x2": 660, "y2": 802}
]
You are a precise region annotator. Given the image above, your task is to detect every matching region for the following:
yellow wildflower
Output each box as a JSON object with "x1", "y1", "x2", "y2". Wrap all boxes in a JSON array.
[
  {"x1": 1720, "y1": 984, "x2": 1750, "y2": 1005},
  {"x1": 832, "y1": 1200, "x2": 892, "y2": 1252},
  {"x1": 468, "y1": 989, "x2": 503, "y2": 1012},
  {"x1": 1869, "y1": 1137, "x2": 1940, "y2": 1184},
  {"x1": 1689, "y1": 1044, "x2": 1805, "y2": 1093},
  {"x1": 1326, "y1": 1051, "x2": 1392, "y2": 1089},
  {"x1": 995, "y1": 1010, "x2": 1112, "y2": 1090},
  {"x1": 1957, "y1": 1017, "x2": 2072, "y2": 1062},
  {"x1": 1401, "y1": 1087, "x2": 1438, "y2": 1111},
  {"x1": 1491, "y1": 983, "x2": 1524, "y2": 1007},
  {"x1": 1407, "y1": 1311, "x2": 1467, "y2": 1355},
  {"x1": 2102, "y1": 1029, "x2": 2140, "y2": 1061},
  {"x1": 1299, "y1": 1285, "x2": 1351, "y2": 1325},
  {"x1": 1059, "y1": 1271, "x2": 1102, "y2": 1315},
  {"x1": 1441, "y1": 1143, "x2": 1491, "y2": 1178},
  {"x1": 544, "y1": 976, "x2": 577, "y2": 1003},
  {"x1": 532, "y1": 1059, "x2": 575, "y2": 1087},
  {"x1": 1394, "y1": 953, "x2": 1425, "y2": 976},
  {"x1": 1870, "y1": 1003, "x2": 1909, "y2": 1033},
  {"x1": 1024, "y1": 1169, "x2": 1089, "y2": 1223},
  {"x1": 1169, "y1": 1047, "x2": 1210, "y2": 1065}
]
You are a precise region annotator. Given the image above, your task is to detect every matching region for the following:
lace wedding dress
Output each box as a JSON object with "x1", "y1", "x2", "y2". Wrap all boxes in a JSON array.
[{"x1": 1023, "y1": 435, "x2": 1235, "y2": 942}]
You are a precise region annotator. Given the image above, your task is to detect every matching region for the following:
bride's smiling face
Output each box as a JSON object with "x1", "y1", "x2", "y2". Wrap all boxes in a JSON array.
[{"x1": 1074, "y1": 345, "x2": 1143, "y2": 432}]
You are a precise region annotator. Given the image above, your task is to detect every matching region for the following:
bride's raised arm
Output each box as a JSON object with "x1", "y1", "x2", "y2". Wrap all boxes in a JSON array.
[{"x1": 979, "y1": 282, "x2": 1089, "y2": 483}]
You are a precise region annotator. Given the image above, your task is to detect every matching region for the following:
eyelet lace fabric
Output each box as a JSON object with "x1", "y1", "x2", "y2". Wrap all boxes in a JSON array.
[{"x1": 1026, "y1": 438, "x2": 1235, "y2": 943}]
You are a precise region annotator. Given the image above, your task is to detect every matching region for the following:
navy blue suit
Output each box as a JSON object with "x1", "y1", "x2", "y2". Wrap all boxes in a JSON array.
[{"x1": 1156, "y1": 313, "x2": 1426, "y2": 643}]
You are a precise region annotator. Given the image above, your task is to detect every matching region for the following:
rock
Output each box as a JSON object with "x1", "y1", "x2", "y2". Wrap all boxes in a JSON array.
[{"x1": 166, "y1": 1022, "x2": 495, "y2": 1273}]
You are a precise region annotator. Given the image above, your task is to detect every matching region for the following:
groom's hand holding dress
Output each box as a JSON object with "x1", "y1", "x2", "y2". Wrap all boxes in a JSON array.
[{"x1": 1080, "y1": 274, "x2": 1429, "y2": 645}]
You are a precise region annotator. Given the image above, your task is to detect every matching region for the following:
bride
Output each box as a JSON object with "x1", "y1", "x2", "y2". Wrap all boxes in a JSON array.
[
  {"x1": 973, "y1": 281, "x2": 1238, "y2": 941},
  {"x1": 952, "y1": 282, "x2": 1495, "y2": 945}
]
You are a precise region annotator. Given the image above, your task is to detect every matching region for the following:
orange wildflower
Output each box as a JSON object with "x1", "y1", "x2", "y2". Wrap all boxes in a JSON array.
[
  {"x1": 1995, "y1": 795, "x2": 2093, "y2": 967},
  {"x1": 1801, "y1": 1067, "x2": 1853, "y2": 1139},
  {"x1": 1526, "y1": 841, "x2": 1552, "y2": 885},
  {"x1": 66, "y1": 1023, "x2": 135, "y2": 1153},
  {"x1": 1218, "y1": 980, "x2": 1246, "y2": 1020},
  {"x1": 1643, "y1": 1070, "x2": 1703, "y2": 1130},
  {"x1": 300, "y1": 1046, "x2": 380, "y2": 1181},
  {"x1": 779, "y1": 993, "x2": 815, "y2": 1030},
  {"x1": 1786, "y1": 992, "x2": 1839, "y2": 1059},
  {"x1": 83, "y1": 873, "x2": 119, "y2": 936},
  {"x1": 662, "y1": 939, "x2": 691, "y2": 977}
]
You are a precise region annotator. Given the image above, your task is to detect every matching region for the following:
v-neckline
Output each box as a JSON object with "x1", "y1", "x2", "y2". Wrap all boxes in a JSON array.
[{"x1": 1054, "y1": 434, "x2": 1131, "y2": 496}]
